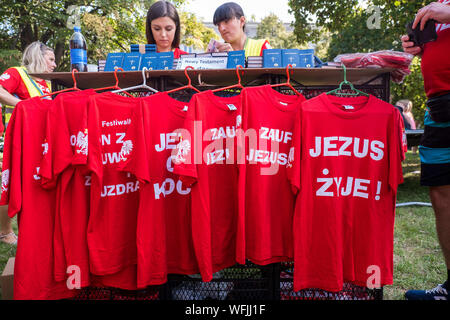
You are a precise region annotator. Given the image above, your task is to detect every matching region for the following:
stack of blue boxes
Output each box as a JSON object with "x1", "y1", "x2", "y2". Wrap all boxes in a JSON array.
[
  {"x1": 263, "y1": 49, "x2": 315, "y2": 68},
  {"x1": 104, "y1": 44, "x2": 174, "y2": 71},
  {"x1": 227, "y1": 50, "x2": 246, "y2": 69}
]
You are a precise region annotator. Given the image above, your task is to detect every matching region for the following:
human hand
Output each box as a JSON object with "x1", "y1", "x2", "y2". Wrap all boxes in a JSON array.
[
  {"x1": 216, "y1": 42, "x2": 233, "y2": 52},
  {"x1": 413, "y1": 1, "x2": 450, "y2": 30},
  {"x1": 401, "y1": 34, "x2": 422, "y2": 56}
]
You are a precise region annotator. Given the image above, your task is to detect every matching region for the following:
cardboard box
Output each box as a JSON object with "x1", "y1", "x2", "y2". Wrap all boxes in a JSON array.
[{"x1": 1, "y1": 257, "x2": 15, "y2": 300}]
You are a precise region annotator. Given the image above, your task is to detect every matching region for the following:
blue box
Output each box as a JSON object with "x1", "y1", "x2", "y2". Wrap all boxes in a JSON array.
[
  {"x1": 140, "y1": 52, "x2": 159, "y2": 70},
  {"x1": 281, "y1": 49, "x2": 300, "y2": 68},
  {"x1": 122, "y1": 52, "x2": 142, "y2": 71},
  {"x1": 146, "y1": 44, "x2": 157, "y2": 53},
  {"x1": 227, "y1": 50, "x2": 245, "y2": 69},
  {"x1": 263, "y1": 49, "x2": 282, "y2": 68},
  {"x1": 157, "y1": 52, "x2": 174, "y2": 70},
  {"x1": 104, "y1": 52, "x2": 125, "y2": 72},
  {"x1": 298, "y1": 49, "x2": 315, "y2": 68}
]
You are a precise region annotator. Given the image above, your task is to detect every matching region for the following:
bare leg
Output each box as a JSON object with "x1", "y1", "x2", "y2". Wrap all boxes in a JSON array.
[
  {"x1": 429, "y1": 185, "x2": 450, "y2": 269},
  {"x1": 0, "y1": 205, "x2": 16, "y2": 244}
]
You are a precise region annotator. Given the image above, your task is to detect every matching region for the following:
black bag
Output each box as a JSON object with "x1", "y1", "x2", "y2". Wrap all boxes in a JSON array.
[{"x1": 427, "y1": 92, "x2": 450, "y2": 123}]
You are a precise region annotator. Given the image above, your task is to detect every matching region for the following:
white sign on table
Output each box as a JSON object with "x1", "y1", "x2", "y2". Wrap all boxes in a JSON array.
[{"x1": 176, "y1": 56, "x2": 228, "y2": 70}]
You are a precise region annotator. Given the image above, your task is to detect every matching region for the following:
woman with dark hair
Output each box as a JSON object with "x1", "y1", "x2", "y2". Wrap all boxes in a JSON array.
[
  {"x1": 213, "y1": 2, "x2": 271, "y2": 57},
  {"x1": 146, "y1": 0, "x2": 187, "y2": 58}
]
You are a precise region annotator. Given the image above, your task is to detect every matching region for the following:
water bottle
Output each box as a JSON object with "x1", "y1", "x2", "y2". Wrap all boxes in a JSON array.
[{"x1": 70, "y1": 26, "x2": 87, "y2": 72}]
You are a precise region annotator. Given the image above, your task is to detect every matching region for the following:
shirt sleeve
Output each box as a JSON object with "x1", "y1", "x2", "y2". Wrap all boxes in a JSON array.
[
  {"x1": 0, "y1": 102, "x2": 23, "y2": 217},
  {"x1": 287, "y1": 107, "x2": 301, "y2": 195},
  {"x1": 172, "y1": 97, "x2": 199, "y2": 187},
  {"x1": 388, "y1": 107, "x2": 406, "y2": 191},
  {"x1": 117, "y1": 102, "x2": 151, "y2": 184},
  {"x1": 0, "y1": 68, "x2": 21, "y2": 96}
]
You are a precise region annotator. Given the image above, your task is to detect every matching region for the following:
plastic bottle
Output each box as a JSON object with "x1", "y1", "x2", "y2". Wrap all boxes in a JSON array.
[{"x1": 70, "y1": 26, "x2": 88, "y2": 72}]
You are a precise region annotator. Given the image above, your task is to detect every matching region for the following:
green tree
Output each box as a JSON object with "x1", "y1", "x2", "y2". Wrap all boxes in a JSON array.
[
  {"x1": 256, "y1": 13, "x2": 301, "y2": 49},
  {"x1": 0, "y1": 0, "x2": 219, "y2": 71},
  {"x1": 180, "y1": 11, "x2": 219, "y2": 51},
  {"x1": 288, "y1": 0, "x2": 430, "y2": 124}
]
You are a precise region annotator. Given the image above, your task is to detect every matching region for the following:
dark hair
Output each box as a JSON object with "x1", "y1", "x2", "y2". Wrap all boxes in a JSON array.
[
  {"x1": 146, "y1": 1, "x2": 181, "y2": 49},
  {"x1": 213, "y1": 2, "x2": 246, "y2": 31}
]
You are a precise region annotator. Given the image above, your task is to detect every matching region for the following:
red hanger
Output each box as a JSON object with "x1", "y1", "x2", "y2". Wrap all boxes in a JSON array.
[
  {"x1": 40, "y1": 69, "x2": 81, "y2": 99},
  {"x1": 166, "y1": 66, "x2": 200, "y2": 94},
  {"x1": 270, "y1": 64, "x2": 302, "y2": 96},
  {"x1": 94, "y1": 67, "x2": 134, "y2": 97},
  {"x1": 212, "y1": 65, "x2": 244, "y2": 92}
]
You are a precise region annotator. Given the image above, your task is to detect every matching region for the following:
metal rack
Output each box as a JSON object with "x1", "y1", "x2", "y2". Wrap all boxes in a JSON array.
[{"x1": 35, "y1": 68, "x2": 391, "y2": 301}]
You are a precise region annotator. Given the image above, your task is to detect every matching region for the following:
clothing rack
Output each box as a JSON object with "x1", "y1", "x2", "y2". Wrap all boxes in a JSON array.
[{"x1": 25, "y1": 67, "x2": 394, "y2": 301}]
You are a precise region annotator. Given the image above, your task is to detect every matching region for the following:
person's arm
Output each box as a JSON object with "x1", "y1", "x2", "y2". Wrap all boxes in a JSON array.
[
  {"x1": 0, "y1": 85, "x2": 21, "y2": 107},
  {"x1": 413, "y1": 1, "x2": 450, "y2": 30},
  {"x1": 401, "y1": 2, "x2": 450, "y2": 56}
]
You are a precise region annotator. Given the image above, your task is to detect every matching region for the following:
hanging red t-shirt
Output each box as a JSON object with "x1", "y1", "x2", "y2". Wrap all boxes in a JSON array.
[
  {"x1": 0, "y1": 97, "x2": 78, "y2": 300},
  {"x1": 86, "y1": 92, "x2": 141, "y2": 279},
  {"x1": 421, "y1": 0, "x2": 450, "y2": 98},
  {"x1": 39, "y1": 90, "x2": 96, "y2": 287},
  {"x1": 237, "y1": 85, "x2": 305, "y2": 266},
  {"x1": 0, "y1": 67, "x2": 51, "y2": 100},
  {"x1": 173, "y1": 90, "x2": 243, "y2": 281},
  {"x1": 288, "y1": 93, "x2": 406, "y2": 292},
  {"x1": 118, "y1": 92, "x2": 199, "y2": 288}
]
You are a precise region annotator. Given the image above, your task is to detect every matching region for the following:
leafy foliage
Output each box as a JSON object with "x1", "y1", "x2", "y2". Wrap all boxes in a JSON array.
[
  {"x1": 256, "y1": 13, "x2": 301, "y2": 49},
  {"x1": 180, "y1": 11, "x2": 219, "y2": 51},
  {"x1": 0, "y1": 0, "x2": 214, "y2": 72},
  {"x1": 288, "y1": 0, "x2": 431, "y2": 124}
]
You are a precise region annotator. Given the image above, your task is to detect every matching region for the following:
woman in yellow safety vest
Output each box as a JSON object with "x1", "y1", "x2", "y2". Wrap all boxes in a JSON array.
[
  {"x1": 0, "y1": 41, "x2": 56, "y2": 245},
  {"x1": 213, "y1": 2, "x2": 271, "y2": 58}
]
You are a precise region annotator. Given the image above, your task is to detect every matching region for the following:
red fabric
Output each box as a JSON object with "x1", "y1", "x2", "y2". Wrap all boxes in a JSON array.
[
  {"x1": 0, "y1": 97, "x2": 78, "y2": 300},
  {"x1": 118, "y1": 92, "x2": 198, "y2": 288},
  {"x1": 39, "y1": 90, "x2": 96, "y2": 287},
  {"x1": 259, "y1": 40, "x2": 271, "y2": 56},
  {"x1": 0, "y1": 67, "x2": 51, "y2": 100},
  {"x1": 421, "y1": 0, "x2": 450, "y2": 97},
  {"x1": 237, "y1": 85, "x2": 305, "y2": 265},
  {"x1": 86, "y1": 92, "x2": 141, "y2": 283},
  {"x1": 173, "y1": 90, "x2": 243, "y2": 281},
  {"x1": 174, "y1": 48, "x2": 188, "y2": 59},
  {"x1": 288, "y1": 93, "x2": 405, "y2": 292}
]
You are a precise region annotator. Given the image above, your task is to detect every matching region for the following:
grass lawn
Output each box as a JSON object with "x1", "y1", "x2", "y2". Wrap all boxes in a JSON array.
[{"x1": 0, "y1": 151, "x2": 446, "y2": 300}]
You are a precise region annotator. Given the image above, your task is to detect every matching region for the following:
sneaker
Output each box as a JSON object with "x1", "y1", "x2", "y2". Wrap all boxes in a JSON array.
[{"x1": 405, "y1": 283, "x2": 448, "y2": 301}]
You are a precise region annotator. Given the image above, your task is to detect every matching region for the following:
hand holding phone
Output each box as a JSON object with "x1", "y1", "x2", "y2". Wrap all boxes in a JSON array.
[{"x1": 406, "y1": 19, "x2": 437, "y2": 47}]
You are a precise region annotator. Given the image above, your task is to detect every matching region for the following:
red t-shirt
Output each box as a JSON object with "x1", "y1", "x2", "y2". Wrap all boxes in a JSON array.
[
  {"x1": 173, "y1": 90, "x2": 243, "y2": 282},
  {"x1": 421, "y1": 0, "x2": 450, "y2": 98},
  {"x1": 0, "y1": 67, "x2": 51, "y2": 100},
  {"x1": 237, "y1": 85, "x2": 305, "y2": 266},
  {"x1": 86, "y1": 92, "x2": 141, "y2": 279},
  {"x1": 118, "y1": 92, "x2": 198, "y2": 288},
  {"x1": 0, "y1": 97, "x2": 77, "y2": 300},
  {"x1": 288, "y1": 93, "x2": 406, "y2": 292},
  {"x1": 39, "y1": 90, "x2": 96, "y2": 287}
]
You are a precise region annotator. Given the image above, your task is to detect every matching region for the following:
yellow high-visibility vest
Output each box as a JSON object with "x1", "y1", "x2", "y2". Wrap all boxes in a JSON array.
[
  {"x1": 244, "y1": 38, "x2": 269, "y2": 58},
  {"x1": 3, "y1": 67, "x2": 52, "y2": 126}
]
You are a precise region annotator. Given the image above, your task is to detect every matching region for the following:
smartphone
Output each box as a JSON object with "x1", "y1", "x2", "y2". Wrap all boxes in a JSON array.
[{"x1": 406, "y1": 19, "x2": 437, "y2": 46}]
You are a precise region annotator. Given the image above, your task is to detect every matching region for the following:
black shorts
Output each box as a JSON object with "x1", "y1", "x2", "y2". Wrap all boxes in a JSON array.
[
  {"x1": 420, "y1": 162, "x2": 450, "y2": 186},
  {"x1": 419, "y1": 112, "x2": 450, "y2": 187}
]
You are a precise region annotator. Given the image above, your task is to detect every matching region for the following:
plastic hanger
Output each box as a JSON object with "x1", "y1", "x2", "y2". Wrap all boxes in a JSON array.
[
  {"x1": 327, "y1": 64, "x2": 369, "y2": 97},
  {"x1": 93, "y1": 67, "x2": 134, "y2": 97},
  {"x1": 166, "y1": 66, "x2": 200, "y2": 94},
  {"x1": 40, "y1": 68, "x2": 81, "y2": 99},
  {"x1": 212, "y1": 65, "x2": 244, "y2": 92},
  {"x1": 112, "y1": 67, "x2": 158, "y2": 94},
  {"x1": 270, "y1": 64, "x2": 302, "y2": 96}
]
